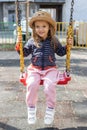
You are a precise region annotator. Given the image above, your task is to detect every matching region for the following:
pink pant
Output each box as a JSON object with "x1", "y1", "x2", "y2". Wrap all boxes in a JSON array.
[{"x1": 26, "y1": 66, "x2": 59, "y2": 108}]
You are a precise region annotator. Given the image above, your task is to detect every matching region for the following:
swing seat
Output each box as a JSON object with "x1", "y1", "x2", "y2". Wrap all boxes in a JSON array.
[
  {"x1": 19, "y1": 71, "x2": 71, "y2": 86},
  {"x1": 20, "y1": 72, "x2": 28, "y2": 86}
]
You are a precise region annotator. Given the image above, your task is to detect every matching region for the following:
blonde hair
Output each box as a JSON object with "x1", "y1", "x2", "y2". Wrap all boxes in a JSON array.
[{"x1": 32, "y1": 23, "x2": 58, "y2": 50}]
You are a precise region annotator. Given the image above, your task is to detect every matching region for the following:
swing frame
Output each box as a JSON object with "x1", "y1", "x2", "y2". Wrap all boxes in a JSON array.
[{"x1": 16, "y1": 0, "x2": 74, "y2": 86}]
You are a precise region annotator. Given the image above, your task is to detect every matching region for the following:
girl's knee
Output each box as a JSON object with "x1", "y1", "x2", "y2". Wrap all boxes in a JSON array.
[
  {"x1": 44, "y1": 80, "x2": 56, "y2": 94},
  {"x1": 44, "y1": 80, "x2": 55, "y2": 87},
  {"x1": 27, "y1": 79, "x2": 40, "y2": 91}
]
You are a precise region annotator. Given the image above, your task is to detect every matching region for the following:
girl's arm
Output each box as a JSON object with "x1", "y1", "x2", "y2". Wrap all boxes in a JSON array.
[
  {"x1": 54, "y1": 37, "x2": 73, "y2": 56},
  {"x1": 55, "y1": 42, "x2": 66, "y2": 56},
  {"x1": 15, "y1": 37, "x2": 33, "y2": 57}
]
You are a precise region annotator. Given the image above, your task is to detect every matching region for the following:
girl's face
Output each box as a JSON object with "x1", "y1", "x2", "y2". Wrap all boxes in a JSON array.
[{"x1": 34, "y1": 21, "x2": 50, "y2": 40}]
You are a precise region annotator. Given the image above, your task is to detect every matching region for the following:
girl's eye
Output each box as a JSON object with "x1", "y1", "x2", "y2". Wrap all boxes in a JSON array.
[
  {"x1": 43, "y1": 26, "x2": 46, "y2": 28},
  {"x1": 35, "y1": 26, "x2": 39, "y2": 28},
  {"x1": 35, "y1": 25, "x2": 46, "y2": 28}
]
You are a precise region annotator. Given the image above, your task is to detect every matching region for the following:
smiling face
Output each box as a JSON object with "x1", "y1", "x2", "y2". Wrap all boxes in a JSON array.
[{"x1": 34, "y1": 20, "x2": 50, "y2": 40}]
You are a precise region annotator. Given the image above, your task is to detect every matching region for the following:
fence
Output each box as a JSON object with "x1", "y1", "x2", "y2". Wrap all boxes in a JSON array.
[
  {"x1": 56, "y1": 22, "x2": 87, "y2": 48},
  {"x1": 0, "y1": 22, "x2": 16, "y2": 44},
  {"x1": 0, "y1": 22, "x2": 87, "y2": 48}
]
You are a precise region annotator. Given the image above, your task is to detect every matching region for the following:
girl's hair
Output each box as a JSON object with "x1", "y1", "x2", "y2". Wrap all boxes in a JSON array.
[{"x1": 32, "y1": 23, "x2": 58, "y2": 50}]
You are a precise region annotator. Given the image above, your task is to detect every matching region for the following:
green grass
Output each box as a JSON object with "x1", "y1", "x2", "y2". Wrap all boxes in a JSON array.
[{"x1": 0, "y1": 44, "x2": 15, "y2": 51}]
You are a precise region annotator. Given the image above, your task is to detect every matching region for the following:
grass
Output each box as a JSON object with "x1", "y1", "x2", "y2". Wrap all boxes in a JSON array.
[{"x1": 0, "y1": 43, "x2": 15, "y2": 51}]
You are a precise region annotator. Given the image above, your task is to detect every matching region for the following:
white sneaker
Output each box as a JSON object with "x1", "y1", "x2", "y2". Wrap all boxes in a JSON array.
[
  {"x1": 28, "y1": 107, "x2": 36, "y2": 124},
  {"x1": 44, "y1": 107, "x2": 55, "y2": 125}
]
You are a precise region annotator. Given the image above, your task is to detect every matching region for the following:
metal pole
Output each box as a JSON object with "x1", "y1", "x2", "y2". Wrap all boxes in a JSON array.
[{"x1": 15, "y1": 1, "x2": 18, "y2": 26}]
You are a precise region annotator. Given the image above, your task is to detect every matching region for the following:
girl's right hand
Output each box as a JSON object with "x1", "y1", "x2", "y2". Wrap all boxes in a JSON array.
[
  {"x1": 15, "y1": 42, "x2": 20, "y2": 51},
  {"x1": 15, "y1": 35, "x2": 22, "y2": 51}
]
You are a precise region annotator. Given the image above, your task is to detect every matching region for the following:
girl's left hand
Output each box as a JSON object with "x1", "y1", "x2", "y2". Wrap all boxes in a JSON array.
[{"x1": 67, "y1": 37, "x2": 73, "y2": 48}]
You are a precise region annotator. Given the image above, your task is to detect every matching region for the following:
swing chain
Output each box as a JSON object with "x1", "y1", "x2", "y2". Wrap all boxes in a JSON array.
[
  {"x1": 70, "y1": 0, "x2": 74, "y2": 24},
  {"x1": 16, "y1": 0, "x2": 21, "y2": 26},
  {"x1": 16, "y1": 0, "x2": 24, "y2": 73},
  {"x1": 66, "y1": 0, "x2": 74, "y2": 76}
]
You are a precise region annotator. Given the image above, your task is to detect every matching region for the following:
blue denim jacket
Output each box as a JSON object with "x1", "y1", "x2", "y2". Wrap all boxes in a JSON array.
[{"x1": 23, "y1": 38, "x2": 66, "y2": 69}]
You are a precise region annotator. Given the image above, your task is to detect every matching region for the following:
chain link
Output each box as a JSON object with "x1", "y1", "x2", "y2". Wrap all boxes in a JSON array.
[{"x1": 70, "y1": 0, "x2": 74, "y2": 24}]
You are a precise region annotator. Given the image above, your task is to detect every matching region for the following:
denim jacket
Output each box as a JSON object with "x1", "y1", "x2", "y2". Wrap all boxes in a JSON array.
[{"x1": 23, "y1": 38, "x2": 66, "y2": 70}]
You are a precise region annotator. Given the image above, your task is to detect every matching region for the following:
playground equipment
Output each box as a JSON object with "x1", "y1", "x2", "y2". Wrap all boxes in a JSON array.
[{"x1": 16, "y1": 0, "x2": 74, "y2": 86}]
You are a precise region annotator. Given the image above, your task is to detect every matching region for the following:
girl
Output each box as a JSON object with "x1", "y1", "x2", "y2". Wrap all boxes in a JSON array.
[{"x1": 16, "y1": 10, "x2": 73, "y2": 125}]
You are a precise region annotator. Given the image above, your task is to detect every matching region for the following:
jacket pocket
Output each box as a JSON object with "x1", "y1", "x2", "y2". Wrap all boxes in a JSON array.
[
  {"x1": 32, "y1": 57, "x2": 38, "y2": 63},
  {"x1": 49, "y1": 55, "x2": 53, "y2": 62}
]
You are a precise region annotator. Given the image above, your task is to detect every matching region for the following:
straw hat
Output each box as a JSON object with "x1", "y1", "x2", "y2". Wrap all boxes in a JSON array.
[{"x1": 29, "y1": 10, "x2": 57, "y2": 34}]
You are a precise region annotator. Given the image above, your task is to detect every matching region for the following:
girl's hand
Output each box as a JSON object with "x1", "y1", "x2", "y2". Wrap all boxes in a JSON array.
[
  {"x1": 15, "y1": 35, "x2": 22, "y2": 51},
  {"x1": 67, "y1": 37, "x2": 73, "y2": 48},
  {"x1": 17, "y1": 34, "x2": 22, "y2": 43},
  {"x1": 15, "y1": 42, "x2": 20, "y2": 51}
]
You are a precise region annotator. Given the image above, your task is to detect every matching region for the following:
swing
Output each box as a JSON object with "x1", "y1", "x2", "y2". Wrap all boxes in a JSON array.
[{"x1": 16, "y1": 0, "x2": 74, "y2": 86}]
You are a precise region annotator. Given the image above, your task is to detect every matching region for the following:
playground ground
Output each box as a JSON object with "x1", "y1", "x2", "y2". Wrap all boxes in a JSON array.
[{"x1": 0, "y1": 49, "x2": 87, "y2": 130}]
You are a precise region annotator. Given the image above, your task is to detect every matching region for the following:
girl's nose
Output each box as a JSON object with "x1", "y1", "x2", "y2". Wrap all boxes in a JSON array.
[{"x1": 39, "y1": 27, "x2": 43, "y2": 30}]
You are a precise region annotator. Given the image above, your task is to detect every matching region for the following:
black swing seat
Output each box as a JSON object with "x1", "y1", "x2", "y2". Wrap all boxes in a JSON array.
[{"x1": 20, "y1": 71, "x2": 71, "y2": 86}]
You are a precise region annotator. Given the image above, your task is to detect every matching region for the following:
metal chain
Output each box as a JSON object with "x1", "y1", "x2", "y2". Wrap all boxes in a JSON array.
[
  {"x1": 66, "y1": 0, "x2": 74, "y2": 76},
  {"x1": 16, "y1": 0, "x2": 21, "y2": 26},
  {"x1": 70, "y1": 0, "x2": 74, "y2": 24},
  {"x1": 16, "y1": 0, "x2": 24, "y2": 73}
]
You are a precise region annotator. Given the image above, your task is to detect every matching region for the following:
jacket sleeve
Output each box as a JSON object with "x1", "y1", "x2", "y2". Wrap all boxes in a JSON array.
[
  {"x1": 16, "y1": 39, "x2": 33, "y2": 57},
  {"x1": 17, "y1": 38, "x2": 33, "y2": 57},
  {"x1": 55, "y1": 38, "x2": 66, "y2": 56},
  {"x1": 23, "y1": 39, "x2": 32, "y2": 57}
]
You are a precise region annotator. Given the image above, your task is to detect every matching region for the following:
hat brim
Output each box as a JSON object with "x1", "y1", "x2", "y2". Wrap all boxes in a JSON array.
[{"x1": 29, "y1": 16, "x2": 57, "y2": 33}]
